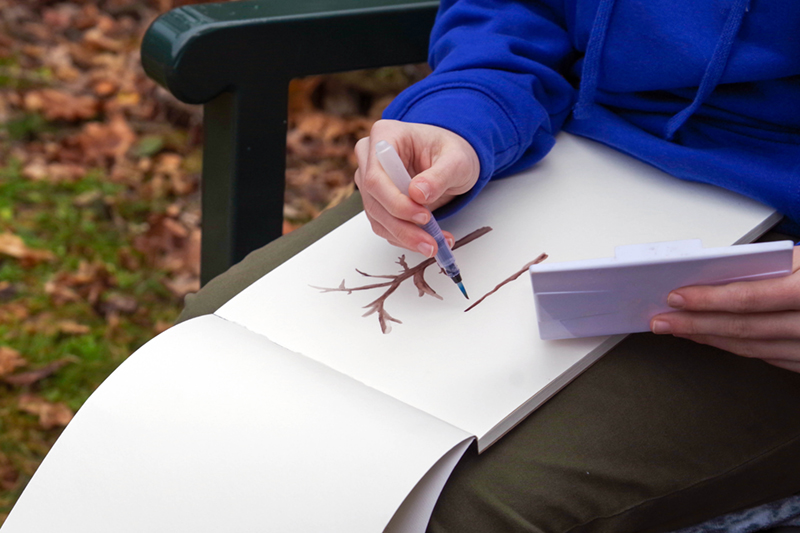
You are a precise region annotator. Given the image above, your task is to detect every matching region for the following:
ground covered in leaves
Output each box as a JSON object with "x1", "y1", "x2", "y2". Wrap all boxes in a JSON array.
[{"x1": 0, "y1": 0, "x2": 427, "y2": 521}]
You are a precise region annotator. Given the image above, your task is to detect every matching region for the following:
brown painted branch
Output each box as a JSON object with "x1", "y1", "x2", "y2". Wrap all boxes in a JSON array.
[
  {"x1": 464, "y1": 253, "x2": 548, "y2": 312},
  {"x1": 313, "y1": 226, "x2": 493, "y2": 333},
  {"x1": 311, "y1": 279, "x2": 394, "y2": 294}
]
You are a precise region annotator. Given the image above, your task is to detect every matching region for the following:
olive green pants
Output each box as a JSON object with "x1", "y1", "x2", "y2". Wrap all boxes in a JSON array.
[{"x1": 178, "y1": 193, "x2": 800, "y2": 533}]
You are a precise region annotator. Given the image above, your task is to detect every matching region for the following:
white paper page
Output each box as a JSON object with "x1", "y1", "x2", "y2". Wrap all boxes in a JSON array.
[
  {"x1": 1, "y1": 315, "x2": 470, "y2": 533},
  {"x1": 218, "y1": 133, "x2": 779, "y2": 450},
  {"x1": 385, "y1": 438, "x2": 474, "y2": 533}
]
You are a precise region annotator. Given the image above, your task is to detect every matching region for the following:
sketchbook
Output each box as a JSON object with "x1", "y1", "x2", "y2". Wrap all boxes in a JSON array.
[{"x1": 1, "y1": 133, "x2": 781, "y2": 533}]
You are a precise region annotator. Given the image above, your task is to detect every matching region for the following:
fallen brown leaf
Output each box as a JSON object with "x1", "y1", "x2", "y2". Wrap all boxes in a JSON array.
[
  {"x1": 0, "y1": 281, "x2": 17, "y2": 302},
  {"x1": 288, "y1": 76, "x2": 323, "y2": 114},
  {"x1": 83, "y1": 27, "x2": 125, "y2": 53},
  {"x1": 46, "y1": 261, "x2": 116, "y2": 306},
  {"x1": 134, "y1": 213, "x2": 199, "y2": 275},
  {"x1": 42, "y1": 5, "x2": 79, "y2": 30},
  {"x1": 0, "y1": 347, "x2": 27, "y2": 377},
  {"x1": 67, "y1": 113, "x2": 136, "y2": 166},
  {"x1": 42, "y1": 43, "x2": 81, "y2": 82},
  {"x1": 92, "y1": 79, "x2": 118, "y2": 97},
  {"x1": 72, "y1": 189, "x2": 103, "y2": 208},
  {"x1": 56, "y1": 320, "x2": 91, "y2": 335},
  {"x1": 4, "y1": 358, "x2": 75, "y2": 387},
  {"x1": 152, "y1": 153, "x2": 196, "y2": 195},
  {"x1": 0, "y1": 453, "x2": 19, "y2": 492},
  {"x1": 0, "y1": 302, "x2": 30, "y2": 323},
  {"x1": 324, "y1": 181, "x2": 355, "y2": 211},
  {"x1": 163, "y1": 272, "x2": 199, "y2": 299},
  {"x1": 99, "y1": 293, "x2": 138, "y2": 315},
  {"x1": 44, "y1": 163, "x2": 86, "y2": 182},
  {"x1": 22, "y1": 158, "x2": 85, "y2": 183},
  {"x1": 181, "y1": 228, "x2": 201, "y2": 277},
  {"x1": 17, "y1": 394, "x2": 73, "y2": 429},
  {"x1": 154, "y1": 320, "x2": 172, "y2": 334},
  {"x1": 43, "y1": 278, "x2": 80, "y2": 305},
  {"x1": 23, "y1": 89, "x2": 99, "y2": 122},
  {"x1": 116, "y1": 246, "x2": 141, "y2": 271},
  {"x1": 0, "y1": 232, "x2": 55, "y2": 265},
  {"x1": 73, "y1": 4, "x2": 100, "y2": 31},
  {"x1": 21, "y1": 158, "x2": 48, "y2": 181}
]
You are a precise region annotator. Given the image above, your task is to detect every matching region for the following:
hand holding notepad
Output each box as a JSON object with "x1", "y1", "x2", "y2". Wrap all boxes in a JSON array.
[
  {"x1": 650, "y1": 245, "x2": 800, "y2": 373},
  {"x1": 530, "y1": 239, "x2": 795, "y2": 340}
]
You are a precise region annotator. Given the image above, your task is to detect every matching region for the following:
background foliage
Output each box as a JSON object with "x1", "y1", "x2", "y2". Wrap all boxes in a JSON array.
[{"x1": 0, "y1": 0, "x2": 428, "y2": 522}]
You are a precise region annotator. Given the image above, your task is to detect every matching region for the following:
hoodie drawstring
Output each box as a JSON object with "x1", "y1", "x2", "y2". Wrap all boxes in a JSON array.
[
  {"x1": 573, "y1": 0, "x2": 616, "y2": 120},
  {"x1": 574, "y1": 0, "x2": 750, "y2": 140},
  {"x1": 663, "y1": 0, "x2": 750, "y2": 139}
]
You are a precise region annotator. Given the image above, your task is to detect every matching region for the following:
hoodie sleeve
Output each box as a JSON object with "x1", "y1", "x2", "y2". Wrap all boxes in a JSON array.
[{"x1": 382, "y1": 0, "x2": 576, "y2": 217}]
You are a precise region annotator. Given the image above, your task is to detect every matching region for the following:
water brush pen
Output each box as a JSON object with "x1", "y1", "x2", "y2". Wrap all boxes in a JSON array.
[{"x1": 375, "y1": 140, "x2": 469, "y2": 299}]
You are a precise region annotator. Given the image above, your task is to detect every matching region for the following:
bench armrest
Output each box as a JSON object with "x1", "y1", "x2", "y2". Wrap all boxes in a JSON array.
[{"x1": 141, "y1": 0, "x2": 438, "y2": 283}]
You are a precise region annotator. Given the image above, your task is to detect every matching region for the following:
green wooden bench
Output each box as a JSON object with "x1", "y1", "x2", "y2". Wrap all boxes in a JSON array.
[{"x1": 141, "y1": 0, "x2": 437, "y2": 284}]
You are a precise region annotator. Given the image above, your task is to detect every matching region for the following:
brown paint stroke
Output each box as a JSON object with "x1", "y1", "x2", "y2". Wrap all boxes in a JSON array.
[
  {"x1": 464, "y1": 253, "x2": 548, "y2": 312},
  {"x1": 312, "y1": 226, "x2": 493, "y2": 334}
]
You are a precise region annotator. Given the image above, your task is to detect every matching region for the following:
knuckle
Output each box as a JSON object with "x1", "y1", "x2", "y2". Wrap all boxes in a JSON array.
[
  {"x1": 787, "y1": 277, "x2": 800, "y2": 309},
  {"x1": 391, "y1": 224, "x2": 414, "y2": 246},
  {"x1": 359, "y1": 189, "x2": 377, "y2": 211},
  {"x1": 392, "y1": 223, "x2": 423, "y2": 250},
  {"x1": 368, "y1": 218, "x2": 388, "y2": 240},
  {"x1": 360, "y1": 171, "x2": 381, "y2": 191},
  {"x1": 675, "y1": 317, "x2": 698, "y2": 336},
  {"x1": 369, "y1": 120, "x2": 396, "y2": 139},
  {"x1": 729, "y1": 284, "x2": 756, "y2": 312},
  {"x1": 449, "y1": 159, "x2": 477, "y2": 189},
  {"x1": 726, "y1": 315, "x2": 755, "y2": 338}
]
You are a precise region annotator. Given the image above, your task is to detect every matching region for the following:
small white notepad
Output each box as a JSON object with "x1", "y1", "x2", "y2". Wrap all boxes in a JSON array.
[{"x1": 530, "y1": 239, "x2": 795, "y2": 340}]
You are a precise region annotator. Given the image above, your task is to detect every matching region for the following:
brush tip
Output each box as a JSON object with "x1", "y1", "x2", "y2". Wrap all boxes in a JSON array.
[{"x1": 457, "y1": 282, "x2": 469, "y2": 299}]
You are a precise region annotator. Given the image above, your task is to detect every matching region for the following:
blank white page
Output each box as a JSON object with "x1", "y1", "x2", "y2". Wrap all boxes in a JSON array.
[{"x1": 1, "y1": 315, "x2": 471, "y2": 533}]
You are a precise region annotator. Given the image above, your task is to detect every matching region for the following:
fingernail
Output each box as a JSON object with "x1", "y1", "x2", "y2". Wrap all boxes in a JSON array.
[
  {"x1": 414, "y1": 182, "x2": 431, "y2": 201},
  {"x1": 412, "y1": 213, "x2": 429, "y2": 225},
  {"x1": 651, "y1": 320, "x2": 672, "y2": 334},
  {"x1": 417, "y1": 242, "x2": 435, "y2": 257},
  {"x1": 668, "y1": 293, "x2": 685, "y2": 309},
  {"x1": 446, "y1": 236, "x2": 455, "y2": 248}
]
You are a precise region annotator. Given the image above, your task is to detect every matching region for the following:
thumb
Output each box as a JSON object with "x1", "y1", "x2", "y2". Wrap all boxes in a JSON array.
[{"x1": 407, "y1": 150, "x2": 478, "y2": 207}]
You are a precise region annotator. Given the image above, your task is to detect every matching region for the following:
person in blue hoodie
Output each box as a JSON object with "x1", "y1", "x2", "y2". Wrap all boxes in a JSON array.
[
  {"x1": 347, "y1": 0, "x2": 800, "y2": 531},
  {"x1": 179, "y1": 0, "x2": 800, "y2": 531},
  {"x1": 356, "y1": 0, "x2": 800, "y2": 371}
]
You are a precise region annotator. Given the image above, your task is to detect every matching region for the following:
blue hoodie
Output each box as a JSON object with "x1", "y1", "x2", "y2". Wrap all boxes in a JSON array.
[{"x1": 383, "y1": 0, "x2": 800, "y2": 233}]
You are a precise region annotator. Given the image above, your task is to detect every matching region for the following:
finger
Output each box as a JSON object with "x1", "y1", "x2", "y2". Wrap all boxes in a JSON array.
[
  {"x1": 443, "y1": 231, "x2": 455, "y2": 249},
  {"x1": 357, "y1": 147, "x2": 432, "y2": 226},
  {"x1": 762, "y1": 358, "x2": 800, "y2": 373},
  {"x1": 361, "y1": 191, "x2": 437, "y2": 257},
  {"x1": 355, "y1": 168, "x2": 408, "y2": 250},
  {"x1": 364, "y1": 212, "x2": 414, "y2": 250},
  {"x1": 675, "y1": 333, "x2": 800, "y2": 361},
  {"x1": 651, "y1": 310, "x2": 800, "y2": 339},
  {"x1": 668, "y1": 247, "x2": 800, "y2": 313},
  {"x1": 358, "y1": 159, "x2": 442, "y2": 255},
  {"x1": 408, "y1": 149, "x2": 479, "y2": 207},
  {"x1": 354, "y1": 136, "x2": 370, "y2": 166}
]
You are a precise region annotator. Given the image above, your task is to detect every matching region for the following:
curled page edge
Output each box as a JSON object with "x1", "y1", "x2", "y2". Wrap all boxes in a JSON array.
[{"x1": 385, "y1": 437, "x2": 474, "y2": 533}]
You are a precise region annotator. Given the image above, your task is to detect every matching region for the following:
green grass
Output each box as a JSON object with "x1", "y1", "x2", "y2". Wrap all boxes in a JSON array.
[{"x1": 0, "y1": 160, "x2": 184, "y2": 520}]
